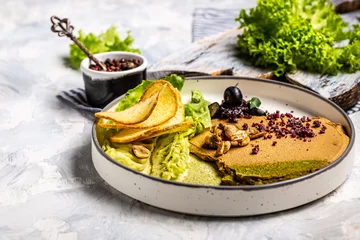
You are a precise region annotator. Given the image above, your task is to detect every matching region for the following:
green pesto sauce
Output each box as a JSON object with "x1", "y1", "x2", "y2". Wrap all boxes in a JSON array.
[
  {"x1": 223, "y1": 160, "x2": 328, "y2": 185},
  {"x1": 233, "y1": 160, "x2": 328, "y2": 177},
  {"x1": 180, "y1": 155, "x2": 222, "y2": 186}
]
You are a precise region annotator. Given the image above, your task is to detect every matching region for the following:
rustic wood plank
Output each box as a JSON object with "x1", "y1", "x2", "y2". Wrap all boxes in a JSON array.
[
  {"x1": 334, "y1": 0, "x2": 360, "y2": 13},
  {"x1": 286, "y1": 72, "x2": 360, "y2": 110},
  {"x1": 149, "y1": 28, "x2": 274, "y2": 80}
]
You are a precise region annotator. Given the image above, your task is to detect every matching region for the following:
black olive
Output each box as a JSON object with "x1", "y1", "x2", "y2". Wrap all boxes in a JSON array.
[
  {"x1": 250, "y1": 107, "x2": 266, "y2": 116},
  {"x1": 208, "y1": 102, "x2": 220, "y2": 118},
  {"x1": 224, "y1": 86, "x2": 243, "y2": 106}
]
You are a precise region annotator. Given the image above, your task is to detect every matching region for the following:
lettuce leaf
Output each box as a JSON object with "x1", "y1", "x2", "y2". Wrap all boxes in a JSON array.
[
  {"x1": 236, "y1": 0, "x2": 360, "y2": 76},
  {"x1": 184, "y1": 90, "x2": 211, "y2": 137},
  {"x1": 162, "y1": 74, "x2": 185, "y2": 91},
  {"x1": 150, "y1": 132, "x2": 190, "y2": 180},
  {"x1": 150, "y1": 90, "x2": 211, "y2": 180},
  {"x1": 69, "y1": 25, "x2": 140, "y2": 69}
]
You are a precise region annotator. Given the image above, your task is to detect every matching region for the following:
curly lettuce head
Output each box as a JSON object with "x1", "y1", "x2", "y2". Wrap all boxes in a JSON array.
[{"x1": 236, "y1": 0, "x2": 360, "y2": 76}]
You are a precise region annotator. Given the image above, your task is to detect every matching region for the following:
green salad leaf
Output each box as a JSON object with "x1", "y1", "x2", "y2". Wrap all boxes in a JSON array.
[
  {"x1": 162, "y1": 74, "x2": 185, "y2": 91},
  {"x1": 184, "y1": 90, "x2": 212, "y2": 137},
  {"x1": 150, "y1": 90, "x2": 211, "y2": 181},
  {"x1": 235, "y1": 0, "x2": 360, "y2": 76},
  {"x1": 69, "y1": 25, "x2": 140, "y2": 69},
  {"x1": 150, "y1": 131, "x2": 190, "y2": 180}
]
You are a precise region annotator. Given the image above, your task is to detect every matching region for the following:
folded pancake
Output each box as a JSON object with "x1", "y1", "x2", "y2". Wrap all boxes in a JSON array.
[{"x1": 189, "y1": 116, "x2": 349, "y2": 185}]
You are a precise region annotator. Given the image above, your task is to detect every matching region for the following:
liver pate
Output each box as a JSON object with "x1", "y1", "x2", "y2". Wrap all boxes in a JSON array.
[{"x1": 189, "y1": 116, "x2": 349, "y2": 185}]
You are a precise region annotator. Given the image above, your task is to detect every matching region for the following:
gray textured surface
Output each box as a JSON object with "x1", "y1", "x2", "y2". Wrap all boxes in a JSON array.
[{"x1": 0, "y1": 0, "x2": 360, "y2": 239}]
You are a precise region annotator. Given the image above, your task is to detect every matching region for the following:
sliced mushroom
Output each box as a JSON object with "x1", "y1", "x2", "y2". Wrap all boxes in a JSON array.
[
  {"x1": 232, "y1": 130, "x2": 248, "y2": 142},
  {"x1": 204, "y1": 123, "x2": 259, "y2": 156},
  {"x1": 210, "y1": 124, "x2": 223, "y2": 137},
  {"x1": 220, "y1": 123, "x2": 249, "y2": 142},
  {"x1": 223, "y1": 141, "x2": 231, "y2": 154},
  {"x1": 204, "y1": 134, "x2": 222, "y2": 149},
  {"x1": 215, "y1": 141, "x2": 231, "y2": 157},
  {"x1": 132, "y1": 145, "x2": 151, "y2": 159},
  {"x1": 222, "y1": 124, "x2": 240, "y2": 140},
  {"x1": 248, "y1": 128, "x2": 267, "y2": 140},
  {"x1": 230, "y1": 140, "x2": 239, "y2": 147},
  {"x1": 239, "y1": 135, "x2": 250, "y2": 147}
]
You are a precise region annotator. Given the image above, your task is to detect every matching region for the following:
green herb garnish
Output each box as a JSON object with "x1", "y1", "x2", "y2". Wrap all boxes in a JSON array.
[{"x1": 248, "y1": 97, "x2": 261, "y2": 109}]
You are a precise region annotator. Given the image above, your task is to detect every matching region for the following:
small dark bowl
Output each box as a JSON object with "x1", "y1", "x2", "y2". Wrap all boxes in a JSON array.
[{"x1": 80, "y1": 51, "x2": 147, "y2": 108}]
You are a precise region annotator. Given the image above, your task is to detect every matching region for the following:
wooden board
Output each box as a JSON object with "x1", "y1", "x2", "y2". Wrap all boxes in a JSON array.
[
  {"x1": 149, "y1": 11, "x2": 360, "y2": 110},
  {"x1": 334, "y1": 0, "x2": 360, "y2": 13},
  {"x1": 286, "y1": 70, "x2": 360, "y2": 110},
  {"x1": 149, "y1": 28, "x2": 274, "y2": 79}
]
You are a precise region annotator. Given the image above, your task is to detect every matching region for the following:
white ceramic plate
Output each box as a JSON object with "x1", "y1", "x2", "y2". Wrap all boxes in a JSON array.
[{"x1": 91, "y1": 76, "x2": 355, "y2": 216}]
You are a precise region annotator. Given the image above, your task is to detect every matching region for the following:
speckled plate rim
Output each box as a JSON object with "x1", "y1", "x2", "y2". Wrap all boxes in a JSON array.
[{"x1": 91, "y1": 76, "x2": 355, "y2": 191}]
